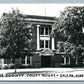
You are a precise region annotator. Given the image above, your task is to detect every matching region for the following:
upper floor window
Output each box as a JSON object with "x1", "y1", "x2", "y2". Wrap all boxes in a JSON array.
[
  {"x1": 45, "y1": 28, "x2": 49, "y2": 35},
  {"x1": 40, "y1": 27, "x2": 44, "y2": 35},
  {"x1": 40, "y1": 27, "x2": 50, "y2": 36}
]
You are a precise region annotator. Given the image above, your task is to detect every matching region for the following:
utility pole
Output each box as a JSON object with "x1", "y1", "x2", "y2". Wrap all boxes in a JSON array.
[
  {"x1": 44, "y1": 0, "x2": 47, "y2": 16},
  {"x1": 45, "y1": 7, "x2": 46, "y2": 16}
]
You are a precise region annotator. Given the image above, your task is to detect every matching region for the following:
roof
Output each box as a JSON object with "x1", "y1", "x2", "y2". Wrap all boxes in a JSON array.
[
  {"x1": 23, "y1": 14, "x2": 56, "y2": 25},
  {"x1": 0, "y1": 13, "x2": 56, "y2": 25},
  {"x1": 23, "y1": 14, "x2": 56, "y2": 20}
]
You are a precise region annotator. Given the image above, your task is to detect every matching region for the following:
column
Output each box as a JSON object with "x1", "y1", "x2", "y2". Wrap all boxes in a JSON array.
[
  {"x1": 25, "y1": 56, "x2": 27, "y2": 65},
  {"x1": 82, "y1": 26, "x2": 84, "y2": 33},
  {"x1": 51, "y1": 26, "x2": 55, "y2": 50},
  {"x1": 68, "y1": 57, "x2": 70, "y2": 65},
  {"x1": 37, "y1": 25, "x2": 40, "y2": 50},
  {"x1": 30, "y1": 56, "x2": 32, "y2": 65},
  {"x1": 1, "y1": 59, "x2": 4, "y2": 64},
  {"x1": 64, "y1": 57, "x2": 66, "y2": 65},
  {"x1": 52, "y1": 36, "x2": 55, "y2": 50}
]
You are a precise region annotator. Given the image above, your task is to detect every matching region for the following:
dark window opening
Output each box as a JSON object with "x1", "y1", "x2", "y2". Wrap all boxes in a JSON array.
[
  {"x1": 22, "y1": 57, "x2": 30, "y2": 64},
  {"x1": 45, "y1": 28, "x2": 48, "y2": 35},
  {"x1": 27, "y1": 57, "x2": 30, "y2": 64},
  {"x1": 40, "y1": 27, "x2": 44, "y2": 35},
  {"x1": 49, "y1": 28, "x2": 51, "y2": 35},
  {"x1": 45, "y1": 40, "x2": 48, "y2": 48},
  {"x1": 40, "y1": 40, "x2": 44, "y2": 48}
]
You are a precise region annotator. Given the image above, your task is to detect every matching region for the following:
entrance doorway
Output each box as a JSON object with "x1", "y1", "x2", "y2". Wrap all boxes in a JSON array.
[
  {"x1": 41, "y1": 56, "x2": 51, "y2": 68},
  {"x1": 40, "y1": 49, "x2": 54, "y2": 68}
]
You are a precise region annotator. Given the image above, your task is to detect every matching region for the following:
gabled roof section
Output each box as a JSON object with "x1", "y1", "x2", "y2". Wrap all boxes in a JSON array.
[{"x1": 40, "y1": 49, "x2": 54, "y2": 56}]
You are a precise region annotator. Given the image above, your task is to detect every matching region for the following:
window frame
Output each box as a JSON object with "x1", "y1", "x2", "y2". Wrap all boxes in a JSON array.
[
  {"x1": 40, "y1": 27, "x2": 50, "y2": 36},
  {"x1": 40, "y1": 40, "x2": 44, "y2": 48},
  {"x1": 40, "y1": 40, "x2": 49, "y2": 49},
  {"x1": 45, "y1": 40, "x2": 49, "y2": 48},
  {"x1": 22, "y1": 56, "x2": 31, "y2": 65},
  {"x1": 40, "y1": 27, "x2": 44, "y2": 35},
  {"x1": 45, "y1": 27, "x2": 49, "y2": 35}
]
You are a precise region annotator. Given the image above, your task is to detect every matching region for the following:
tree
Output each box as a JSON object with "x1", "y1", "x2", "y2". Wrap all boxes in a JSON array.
[
  {"x1": 53, "y1": 7, "x2": 84, "y2": 65},
  {"x1": 63, "y1": 42, "x2": 74, "y2": 65},
  {"x1": 53, "y1": 7, "x2": 84, "y2": 46},
  {"x1": 0, "y1": 9, "x2": 35, "y2": 70}
]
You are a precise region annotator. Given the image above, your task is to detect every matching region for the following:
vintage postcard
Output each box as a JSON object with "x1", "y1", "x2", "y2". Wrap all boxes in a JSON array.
[{"x1": 0, "y1": 3, "x2": 84, "y2": 81}]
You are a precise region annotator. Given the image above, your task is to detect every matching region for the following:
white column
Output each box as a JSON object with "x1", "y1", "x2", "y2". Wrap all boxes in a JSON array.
[
  {"x1": 44, "y1": 40, "x2": 45, "y2": 49},
  {"x1": 30, "y1": 56, "x2": 32, "y2": 65},
  {"x1": 25, "y1": 56, "x2": 27, "y2": 65},
  {"x1": 82, "y1": 26, "x2": 84, "y2": 33},
  {"x1": 37, "y1": 25, "x2": 40, "y2": 50},
  {"x1": 52, "y1": 37, "x2": 55, "y2": 50},
  {"x1": 51, "y1": 26, "x2": 55, "y2": 50},
  {"x1": 64, "y1": 57, "x2": 66, "y2": 65},
  {"x1": 1, "y1": 59, "x2": 4, "y2": 64},
  {"x1": 68, "y1": 57, "x2": 70, "y2": 65}
]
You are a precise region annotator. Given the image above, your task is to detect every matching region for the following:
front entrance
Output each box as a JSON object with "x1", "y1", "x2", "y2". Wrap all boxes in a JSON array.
[
  {"x1": 40, "y1": 49, "x2": 54, "y2": 68},
  {"x1": 41, "y1": 56, "x2": 51, "y2": 68}
]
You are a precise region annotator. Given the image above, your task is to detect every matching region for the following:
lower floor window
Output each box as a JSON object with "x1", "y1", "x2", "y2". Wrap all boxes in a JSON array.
[
  {"x1": 22, "y1": 56, "x2": 30, "y2": 65},
  {"x1": 40, "y1": 40, "x2": 44, "y2": 48},
  {"x1": 45, "y1": 40, "x2": 48, "y2": 48},
  {"x1": 40, "y1": 40, "x2": 49, "y2": 49},
  {"x1": 27, "y1": 57, "x2": 30, "y2": 64}
]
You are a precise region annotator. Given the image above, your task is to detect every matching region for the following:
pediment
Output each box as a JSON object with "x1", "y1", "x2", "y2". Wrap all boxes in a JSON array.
[{"x1": 40, "y1": 49, "x2": 54, "y2": 56}]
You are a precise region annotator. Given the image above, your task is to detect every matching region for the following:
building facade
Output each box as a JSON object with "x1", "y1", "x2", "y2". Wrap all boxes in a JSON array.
[
  {"x1": 0, "y1": 14, "x2": 84, "y2": 68},
  {"x1": 17, "y1": 15, "x2": 68, "y2": 68},
  {"x1": 22, "y1": 15, "x2": 59, "y2": 68}
]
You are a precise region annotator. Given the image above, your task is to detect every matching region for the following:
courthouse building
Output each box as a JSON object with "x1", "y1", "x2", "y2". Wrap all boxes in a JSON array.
[
  {"x1": 0, "y1": 13, "x2": 83, "y2": 68},
  {"x1": 22, "y1": 15, "x2": 69, "y2": 68}
]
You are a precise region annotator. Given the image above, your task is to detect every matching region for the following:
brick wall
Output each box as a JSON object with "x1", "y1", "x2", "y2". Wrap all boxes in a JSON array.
[
  {"x1": 32, "y1": 53, "x2": 41, "y2": 68},
  {"x1": 32, "y1": 24, "x2": 37, "y2": 50}
]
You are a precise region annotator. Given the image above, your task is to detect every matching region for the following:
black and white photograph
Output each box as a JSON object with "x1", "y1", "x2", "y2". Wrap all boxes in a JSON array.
[{"x1": 0, "y1": 4, "x2": 84, "y2": 81}]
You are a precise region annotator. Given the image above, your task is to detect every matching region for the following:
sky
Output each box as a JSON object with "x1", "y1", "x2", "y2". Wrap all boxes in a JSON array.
[{"x1": 0, "y1": 4, "x2": 84, "y2": 17}]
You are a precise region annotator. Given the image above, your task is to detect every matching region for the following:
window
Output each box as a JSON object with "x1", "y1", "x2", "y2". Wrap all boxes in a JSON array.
[
  {"x1": 40, "y1": 27, "x2": 44, "y2": 35},
  {"x1": 40, "y1": 40, "x2": 44, "y2": 48},
  {"x1": 40, "y1": 40, "x2": 49, "y2": 49},
  {"x1": 45, "y1": 28, "x2": 48, "y2": 35},
  {"x1": 39, "y1": 26, "x2": 51, "y2": 49},
  {"x1": 40, "y1": 27, "x2": 50, "y2": 35},
  {"x1": 27, "y1": 57, "x2": 30, "y2": 64},
  {"x1": 22, "y1": 57, "x2": 30, "y2": 65},
  {"x1": 45, "y1": 40, "x2": 48, "y2": 48}
]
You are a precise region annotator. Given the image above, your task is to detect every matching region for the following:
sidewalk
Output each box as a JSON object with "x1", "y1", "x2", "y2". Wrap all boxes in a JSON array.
[{"x1": 0, "y1": 68, "x2": 84, "y2": 74}]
